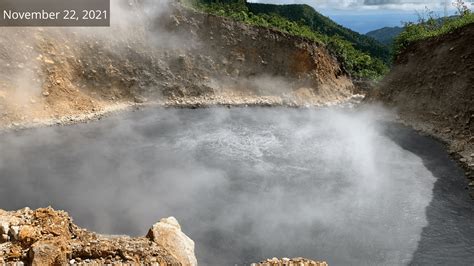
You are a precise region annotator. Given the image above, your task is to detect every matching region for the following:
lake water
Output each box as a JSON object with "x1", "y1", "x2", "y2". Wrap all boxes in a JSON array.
[{"x1": 1, "y1": 107, "x2": 473, "y2": 265}]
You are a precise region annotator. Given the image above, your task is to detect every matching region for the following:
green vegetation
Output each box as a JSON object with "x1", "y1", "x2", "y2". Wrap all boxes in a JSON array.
[
  {"x1": 394, "y1": 3, "x2": 474, "y2": 54},
  {"x1": 247, "y1": 3, "x2": 391, "y2": 64},
  {"x1": 366, "y1": 26, "x2": 404, "y2": 47},
  {"x1": 189, "y1": 0, "x2": 388, "y2": 80}
]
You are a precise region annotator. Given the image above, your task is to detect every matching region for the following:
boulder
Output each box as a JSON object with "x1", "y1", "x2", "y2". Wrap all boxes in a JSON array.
[
  {"x1": 28, "y1": 239, "x2": 70, "y2": 265},
  {"x1": 147, "y1": 217, "x2": 197, "y2": 266}
]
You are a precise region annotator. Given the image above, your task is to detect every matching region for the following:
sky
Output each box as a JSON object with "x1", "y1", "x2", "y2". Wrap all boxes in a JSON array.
[{"x1": 248, "y1": 0, "x2": 472, "y2": 33}]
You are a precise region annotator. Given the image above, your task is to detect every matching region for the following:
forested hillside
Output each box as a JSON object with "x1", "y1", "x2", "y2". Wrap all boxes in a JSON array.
[
  {"x1": 366, "y1": 26, "x2": 403, "y2": 46},
  {"x1": 189, "y1": 0, "x2": 389, "y2": 79},
  {"x1": 247, "y1": 3, "x2": 391, "y2": 64}
]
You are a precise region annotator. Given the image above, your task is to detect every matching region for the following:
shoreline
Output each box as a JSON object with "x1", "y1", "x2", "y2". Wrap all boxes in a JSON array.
[
  {"x1": 0, "y1": 94, "x2": 364, "y2": 133},
  {"x1": 2, "y1": 94, "x2": 471, "y2": 196},
  {"x1": 393, "y1": 113, "x2": 474, "y2": 197}
]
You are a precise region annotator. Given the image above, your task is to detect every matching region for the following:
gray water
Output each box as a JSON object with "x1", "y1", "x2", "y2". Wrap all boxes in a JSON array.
[{"x1": 1, "y1": 107, "x2": 473, "y2": 265}]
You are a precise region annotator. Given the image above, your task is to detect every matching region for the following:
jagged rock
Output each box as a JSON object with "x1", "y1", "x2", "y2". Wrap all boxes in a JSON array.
[
  {"x1": 0, "y1": 222, "x2": 9, "y2": 235},
  {"x1": 147, "y1": 216, "x2": 197, "y2": 266},
  {"x1": 28, "y1": 239, "x2": 70, "y2": 265},
  {"x1": 8, "y1": 226, "x2": 19, "y2": 241},
  {"x1": 0, "y1": 234, "x2": 8, "y2": 243},
  {"x1": 18, "y1": 225, "x2": 39, "y2": 245},
  {"x1": 0, "y1": 208, "x2": 188, "y2": 265}
]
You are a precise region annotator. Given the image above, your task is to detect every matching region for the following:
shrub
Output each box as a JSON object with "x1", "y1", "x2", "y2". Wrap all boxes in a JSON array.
[{"x1": 394, "y1": 8, "x2": 474, "y2": 55}]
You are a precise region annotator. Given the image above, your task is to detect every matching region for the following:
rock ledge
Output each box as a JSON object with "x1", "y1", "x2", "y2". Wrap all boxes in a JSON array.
[{"x1": 0, "y1": 207, "x2": 196, "y2": 265}]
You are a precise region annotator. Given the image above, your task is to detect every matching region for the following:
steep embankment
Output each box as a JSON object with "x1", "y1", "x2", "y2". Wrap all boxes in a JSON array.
[
  {"x1": 0, "y1": 2, "x2": 354, "y2": 129},
  {"x1": 378, "y1": 23, "x2": 474, "y2": 194}
]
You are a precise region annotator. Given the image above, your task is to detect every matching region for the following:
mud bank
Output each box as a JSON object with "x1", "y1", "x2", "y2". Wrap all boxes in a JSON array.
[{"x1": 376, "y1": 23, "x2": 474, "y2": 195}]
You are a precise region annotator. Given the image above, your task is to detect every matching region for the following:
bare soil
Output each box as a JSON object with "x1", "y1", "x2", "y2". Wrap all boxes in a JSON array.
[
  {"x1": 0, "y1": 2, "x2": 355, "y2": 130},
  {"x1": 376, "y1": 23, "x2": 474, "y2": 196}
]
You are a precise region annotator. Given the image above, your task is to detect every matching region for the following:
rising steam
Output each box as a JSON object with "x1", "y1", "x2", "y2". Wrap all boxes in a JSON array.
[{"x1": 0, "y1": 106, "x2": 437, "y2": 265}]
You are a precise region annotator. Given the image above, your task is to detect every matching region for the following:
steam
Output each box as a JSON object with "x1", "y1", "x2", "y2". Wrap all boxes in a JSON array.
[
  {"x1": 0, "y1": 0, "x2": 184, "y2": 110},
  {"x1": 1, "y1": 0, "x2": 352, "y2": 120},
  {"x1": 0, "y1": 1, "x2": 452, "y2": 264},
  {"x1": 85, "y1": 0, "x2": 185, "y2": 46},
  {"x1": 0, "y1": 106, "x2": 438, "y2": 264},
  {"x1": 0, "y1": 29, "x2": 43, "y2": 106}
]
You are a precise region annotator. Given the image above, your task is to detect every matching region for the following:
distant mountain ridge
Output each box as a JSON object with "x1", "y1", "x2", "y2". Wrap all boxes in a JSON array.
[
  {"x1": 366, "y1": 15, "x2": 462, "y2": 48},
  {"x1": 366, "y1": 26, "x2": 403, "y2": 47},
  {"x1": 246, "y1": 3, "x2": 391, "y2": 64},
  {"x1": 193, "y1": 0, "x2": 390, "y2": 78}
]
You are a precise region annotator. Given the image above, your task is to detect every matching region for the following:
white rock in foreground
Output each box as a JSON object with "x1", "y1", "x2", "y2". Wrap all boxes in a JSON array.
[{"x1": 147, "y1": 216, "x2": 197, "y2": 266}]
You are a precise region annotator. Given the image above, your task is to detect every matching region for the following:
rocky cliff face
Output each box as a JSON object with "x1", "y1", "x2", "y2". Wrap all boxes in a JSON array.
[
  {"x1": 0, "y1": 207, "x2": 196, "y2": 265},
  {"x1": 377, "y1": 23, "x2": 474, "y2": 193},
  {"x1": 0, "y1": 1, "x2": 355, "y2": 128}
]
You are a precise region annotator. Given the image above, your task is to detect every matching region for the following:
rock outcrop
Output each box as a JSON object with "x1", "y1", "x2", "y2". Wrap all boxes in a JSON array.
[
  {"x1": 147, "y1": 217, "x2": 197, "y2": 266},
  {"x1": 0, "y1": 208, "x2": 328, "y2": 265},
  {"x1": 0, "y1": 207, "x2": 196, "y2": 265}
]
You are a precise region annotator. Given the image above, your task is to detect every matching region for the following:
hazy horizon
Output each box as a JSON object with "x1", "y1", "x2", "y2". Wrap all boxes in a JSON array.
[{"x1": 248, "y1": 0, "x2": 468, "y2": 33}]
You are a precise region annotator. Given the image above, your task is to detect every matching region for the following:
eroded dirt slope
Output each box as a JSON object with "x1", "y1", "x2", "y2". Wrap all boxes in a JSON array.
[
  {"x1": 0, "y1": 1, "x2": 355, "y2": 128},
  {"x1": 377, "y1": 23, "x2": 474, "y2": 193}
]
